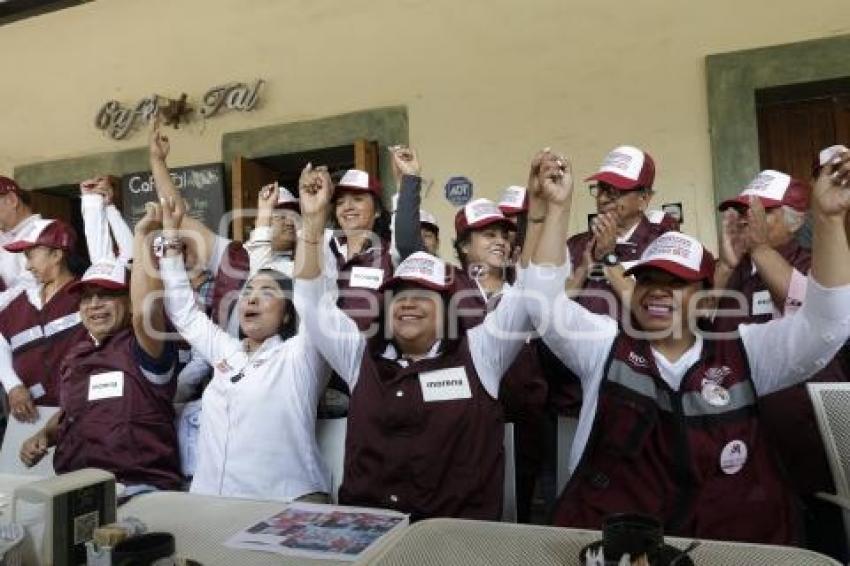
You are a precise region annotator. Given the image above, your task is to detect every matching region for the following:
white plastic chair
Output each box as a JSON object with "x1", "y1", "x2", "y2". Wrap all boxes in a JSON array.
[
  {"x1": 0, "y1": 406, "x2": 58, "y2": 477},
  {"x1": 807, "y1": 382, "x2": 850, "y2": 549},
  {"x1": 556, "y1": 415, "x2": 579, "y2": 496},
  {"x1": 502, "y1": 422, "x2": 517, "y2": 522},
  {"x1": 316, "y1": 417, "x2": 347, "y2": 503}
]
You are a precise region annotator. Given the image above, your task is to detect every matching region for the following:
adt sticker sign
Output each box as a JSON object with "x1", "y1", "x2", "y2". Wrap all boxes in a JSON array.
[{"x1": 444, "y1": 176, "x2": 473, "y2": 207}]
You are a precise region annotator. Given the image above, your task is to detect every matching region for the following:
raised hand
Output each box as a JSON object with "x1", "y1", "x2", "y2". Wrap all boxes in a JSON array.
[
  {"x1": 149, "y1": 115, "x2": 170, "y2": 162},
  {"x1": 719, "y1": 209, "x2": 746, "y2": 269},
  {"x1": 298, "y1": 163, "x2": 333, "y2": 219},
  {"x1": 135, "y1": 200, "x2": 163, "y2": 236},
  {"x1": 538, "y1": 152, "x2": 574, "y2": 205},
  {"x1": 258, "y1": 182, "x2": 279, "y2": 213},
  {"x1": 813, "y1": 149, "x2": 850, "y2": 217},
  {"x1": 80, "y1": 176, "x2": 115, "y2": 204},
  {"x1": 160, "y1": 195, "x2": 185, "y2": 235},
  {"x1": 390, "y1": 145, "x2": 421, "y2": 184}
]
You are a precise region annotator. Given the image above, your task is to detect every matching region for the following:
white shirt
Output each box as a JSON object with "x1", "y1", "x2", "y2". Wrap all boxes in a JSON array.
[
  {"x1": 244, "y1": 225, "x2": 294, "y2": 278},
  {"x1": 292, "y1": 267, "x2": 532, "y2": 398},
  {"x1": 525, "y1": 261, "x2": 850, "y2": 475},
  {"x1": 161, "y1": 256, "x2": 331, "y2": 501},
  {"x1": 80, "y1": 194, "x2": 133, "y2": 264},
  {"x1": 0, "y1": 213, "x2": 41, "y2": 291}
]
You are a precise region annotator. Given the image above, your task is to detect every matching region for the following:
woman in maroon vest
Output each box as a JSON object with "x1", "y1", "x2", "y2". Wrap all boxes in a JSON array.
[
  {"x1": 0, "y1": 219, "x2": 86, "y2": 422},
  {"x1": 293, "y1": 166, "x2": 533, "y2": 521},
  {"x1": 19, "y1": 247, "x2": 181, "y2": 492},
  {"x1": 523, "y1": 151, "x2": 850, "y2": 545}
]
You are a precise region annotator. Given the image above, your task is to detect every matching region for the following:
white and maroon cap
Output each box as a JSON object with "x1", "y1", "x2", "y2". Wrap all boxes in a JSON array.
[
  {"x1": 498, "y1": 185, "x2": 528, "y2": 215},
  {"x1": 718, "y1": 170, "x2": 810, "y2": 212},
  {"x1": 0, "y1": 176, "x2": 24, "y2": 197},
  {"x1": 585, "y1": 145, "x2": 656, "y2": 191},
  {"x1": 274, "y1": 187, "x2": 300, "y2": 212},
  {"x1": 335, "y1": 169, "x2": 382, "y2": 197},
  {"x1": 420, "y1": 209, "x2": 439, "y2": 233},
  {"x1": 3, "y1": 219, "x2": 76, "y2": 253},
  {"x1": 379, "y1": 251, "x2": 449, "y2": 292},
  {"x1": 813, "y1": 144, "x2": 850, "y2": 177},
  {"x1": 68, "y1": 260, "x2": 129, "y2": 294},
  {"x1": 624, "y1": 232, "x2": 715, "y2": 284},
  {"x1": 454, "y1": 198, "x2": 513, "y2": 238}
]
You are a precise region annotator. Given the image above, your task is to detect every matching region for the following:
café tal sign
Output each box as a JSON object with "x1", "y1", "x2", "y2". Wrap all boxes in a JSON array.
[{"x1": 95, "y1": 79, "x2": 264, "y2": 140}]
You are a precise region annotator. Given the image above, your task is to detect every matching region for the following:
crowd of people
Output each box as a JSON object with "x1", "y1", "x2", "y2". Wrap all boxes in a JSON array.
[{"x1": 2, "y1": 121, "x2": 850, "y2": 559}]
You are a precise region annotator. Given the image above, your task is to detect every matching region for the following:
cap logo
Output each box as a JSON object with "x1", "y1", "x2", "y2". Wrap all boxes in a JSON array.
[
  {"x1": 647, "y1": 234, "x2": 694, "y2": 259},
  {"x1": 465, "y1": 199, "x2": 502, "y2": 223},
  {"x1": 398, "y1": 256, "x2": 436, "y2": 277},
  {"x1": 602, "y1": 151, "x2": 633, "y2": 172},
  {"x1": 500, "y1": 186, "x2": 526, "y2": 207},
  {"x1": 339, "y1": 169, "x2": 369, "y2": 188}
]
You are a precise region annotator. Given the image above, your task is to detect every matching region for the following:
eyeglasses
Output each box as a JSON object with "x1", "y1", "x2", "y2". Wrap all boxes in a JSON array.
[{"x1": 588, "y1": 184, "x2": 625, "y2": 199}]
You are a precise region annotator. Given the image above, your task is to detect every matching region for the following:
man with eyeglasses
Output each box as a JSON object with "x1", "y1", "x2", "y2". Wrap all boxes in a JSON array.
[{"x1": 543, "y1": 145, "x2": 678, "y2": 420}]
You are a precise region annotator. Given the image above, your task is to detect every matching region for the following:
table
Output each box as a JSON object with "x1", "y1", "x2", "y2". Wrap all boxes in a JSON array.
[
  {"x1": 353, "y1": 518, "x2": 842, "y2": 566},
  {"x1": 119, "y1": 491, "x2": 350, "y2": 566}
]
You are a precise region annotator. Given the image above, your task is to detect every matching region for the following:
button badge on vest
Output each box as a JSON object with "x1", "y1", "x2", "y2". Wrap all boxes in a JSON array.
[
  {"x1": 701, "y1": 382, "x2": 730, "y2": 407},
  {"x1": 720, "y1": 440, "x2": 748, "y2": 475}
]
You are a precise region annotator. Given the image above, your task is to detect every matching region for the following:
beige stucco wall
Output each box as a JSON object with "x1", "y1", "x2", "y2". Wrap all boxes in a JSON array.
[{"x1": 2, "y1": 0, "x2": 850, "y2": 256}]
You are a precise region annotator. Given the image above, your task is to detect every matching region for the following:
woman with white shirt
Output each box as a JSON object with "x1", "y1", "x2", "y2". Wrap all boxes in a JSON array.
[
  {"x1": 524, "y1": 150, "x2": 850, "y2": 545},
  {"x1": 157, "y1": 197, "x2": 331, "y2": 503}
]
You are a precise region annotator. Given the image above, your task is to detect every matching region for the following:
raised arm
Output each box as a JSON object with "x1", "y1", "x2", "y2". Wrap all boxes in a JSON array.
[
  {"x1": 79, "y1": 185, "x2": 112, "y2": 262},
  {"x1": 745, "y1": 196, "x2": 802, "y2": 309},
  {"x1": 390, "y1": 146, "x2": 426, "y2": 261},
  {"x1": 148, "y1": 118, "x2": 217, "y2": 268},
  {"x1": 743, "y1": 150, "x2": 850, "y2": 395},
  {"x1": 158, "y1": 196, "x2": 242, "y2": 364},
  {"x1": 243, "y1": 182, "x2": 278, "y2": 275},
  {"x1": 293, "y1": 164, "x2": 365, "y2": 387},
  {"x1": 131, "y1": 202, "x2": 168, "y2": 358}
]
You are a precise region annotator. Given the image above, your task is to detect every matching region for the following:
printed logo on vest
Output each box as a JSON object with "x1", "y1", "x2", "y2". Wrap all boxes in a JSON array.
[
  {"x1": 720, "y1": 439, "x2": 748, "y2": 475},
  {"x1": 703, "y1": 365, "x2": 731, "y2": 386},
  {"x1": 701, "y1": 382, "x2": 730, "y2": 407},
  {"x1": 627, "y1": 351, "x2": 649, "y2": 368}
]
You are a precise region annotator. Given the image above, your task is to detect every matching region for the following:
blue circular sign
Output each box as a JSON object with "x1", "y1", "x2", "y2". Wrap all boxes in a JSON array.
[{"x1": 444, "y1": 176, "x2": 474, "y2": 207}]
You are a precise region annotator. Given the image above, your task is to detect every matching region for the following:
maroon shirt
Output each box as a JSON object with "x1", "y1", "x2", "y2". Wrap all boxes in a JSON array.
[
  {"x1": 54, "y1": 328, "x2": 181, "y2": 490},
  {"x1": 0, "y1": 282, "x2": 87, "y2": 405},
  {"x1": 555, "y1": 333, "x2": 796, "y2": 545},
  {"x1": 209, "y1": 241, "x2": 249, "y2": 327},
  {"x1": 330, "y1": 238, "x2": 394, "y2": 332},
  {"x1": 339, "y1": 337, "x2": 505, "y2": 521},
  {"x1": 714, "y1": 240, "x2": 846, "y2": 496}
]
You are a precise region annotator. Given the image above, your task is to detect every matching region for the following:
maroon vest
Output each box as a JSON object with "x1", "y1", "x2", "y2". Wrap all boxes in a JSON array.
[
  {"x1": 550, "y1": 215, "x2": 675, "y2": 417},
  {"x1": 339, "y1": 337, "x2": 505, "y2": 521},
  {"x1": 332, "y1": 239, "x2": 394, "y2": 332},
  {"x1": 54, "y1": 328, "x2": 181, "y2": 490},
  {"x1": 0, "y1": 283, "x2": 86, "y2": 405},
  {"x1": 210, "y1": 241, "x2": 249, "y2": 326},
  {"x1": 554, "y1": 334, "x2": 797, "y2": 545},
  {"x1": 715, "y1": 240, "x2": 845, "y2": 496}
]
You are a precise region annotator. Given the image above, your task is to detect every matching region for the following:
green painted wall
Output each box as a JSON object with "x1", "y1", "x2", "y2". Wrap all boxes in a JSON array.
[
  {"x1": 707, "y1": 34, "x2": 850, "y2": 206},
  {"x1": 14, "y1": 147, "x2": 148, "y2": 190}
]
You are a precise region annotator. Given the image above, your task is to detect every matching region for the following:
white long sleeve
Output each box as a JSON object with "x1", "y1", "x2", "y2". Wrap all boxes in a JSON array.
[
  {"x1": 244, "y1": 226, "x2": 274, "y2": 276},
  {"x1": 741, "y1": 276, "x2": 850, "y2": 396},
  {"x1": 160, "y1": 256, "x2": 243, "y2": 366},
  {"x1": 106, "y1": 205, "x2": 133, "y2": 264},
  {"x1": 293, "y1": 275, "x2": 365, "y2": 389},
  {"x1": 81, "y1": 194, "x2": 113, "y2": 262},
  {"x1": 0, "y1": 334, "x2": 23, "y2": 393},
  {"x1": 468, "y1": 267, "x2": 533, "y2": 398}
]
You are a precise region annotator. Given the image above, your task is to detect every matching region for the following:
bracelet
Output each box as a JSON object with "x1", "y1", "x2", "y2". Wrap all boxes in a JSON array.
[
  {"x1": 153, "y1": 236, "x2": 185, "y2": 258},
  {"x1": 298, "y1": 233, "x2": 321, "y2": 245},
  {"x1": 528, "y1": 216, "x2": 545, "y2": 223}
]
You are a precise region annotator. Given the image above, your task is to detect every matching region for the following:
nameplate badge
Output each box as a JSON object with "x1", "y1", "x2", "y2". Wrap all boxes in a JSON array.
[
  {"x1": 88, "y1": 371, "x2": 124, "y2": 401},
  {"x1": 751, "y1": 290, "x2": 775, "y2": 317},
  {"x1": 418, "y1": 367, "x2": 472, "y2": 402},
  {"x1": 349, "y1": 266, "x2": 384, "y2": 290}
]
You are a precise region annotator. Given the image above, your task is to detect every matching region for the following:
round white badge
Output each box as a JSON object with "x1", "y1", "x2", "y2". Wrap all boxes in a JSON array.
[
  {"x1": 701, "y1": 382, "x2": 730, "y2": 407},
  {"x1": 720, "y1": 440, "x2": 748, "y2": 475}
]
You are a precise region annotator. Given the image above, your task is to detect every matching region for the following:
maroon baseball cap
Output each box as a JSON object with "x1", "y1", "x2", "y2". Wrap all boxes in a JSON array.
[
  {"x1": 624, "y1": 232, "x2": 715, "y2": 284},
  {"x1": 0, "y1": 176, "x2": 24, "y2": 197},
  {"x1": 379, "y1": 251, "x2": 450, "y2": 293},
  {"x1": 3, "y1": 219, "x2": 77, "y2": 253},
  {"x1": 454, "y1": 198, "x2": 514, "y2": 239},
  {"x1": 335, "y1": 169, "x2": 382, "y2": 198},
  {"x1": 498, "y1": 185, "x2": 528, "y2": 215},
  {"x1": 718, "y1": 170, "x2": 810, "y2": 212},
  {"x1": 274, "y1": 187, "x2": 300, "y2": 213},
  {"x1": 585, "y1": 145, "x2": 656, "y2": 191}
]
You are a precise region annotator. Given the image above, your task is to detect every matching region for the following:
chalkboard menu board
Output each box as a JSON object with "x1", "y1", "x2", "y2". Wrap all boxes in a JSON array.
[{"x1": 121, "y1": 162, "x2": 226, "y2": 232}]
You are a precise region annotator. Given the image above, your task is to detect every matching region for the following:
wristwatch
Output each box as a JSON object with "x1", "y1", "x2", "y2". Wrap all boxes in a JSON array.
[{"x1": 602, "y1": 252, "x2": 619, "y2": 267}]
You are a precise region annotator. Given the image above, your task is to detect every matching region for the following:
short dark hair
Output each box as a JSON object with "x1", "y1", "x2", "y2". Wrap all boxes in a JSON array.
[
  {"x1": 239, "y1": 269, "x2": 299, "y2": 342},
  {"x1": 331, "y1": 193, "x2": 392, "y2": 242}
]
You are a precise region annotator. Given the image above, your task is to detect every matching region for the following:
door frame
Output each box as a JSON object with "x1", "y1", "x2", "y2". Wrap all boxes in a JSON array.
[{"x1": 706, "y1": 34, "x2": 850, "y2": 208}]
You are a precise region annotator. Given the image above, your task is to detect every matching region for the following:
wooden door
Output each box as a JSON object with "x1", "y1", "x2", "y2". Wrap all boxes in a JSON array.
[
  {"x1": 231, "y1": 156, "x2": 278, "y2": 242},
  {"x1": 757, "y1": 95, "x2": 850, "y2": 181},
  {"x1": 28, "y1": 190, "x2": 74, "y2": 224},
  {"x1": 354, "y1": 139, "x2": 379, "y2": 179}
]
